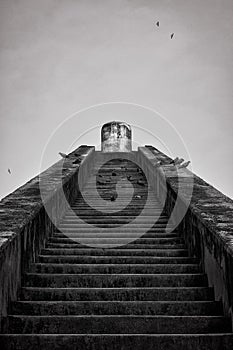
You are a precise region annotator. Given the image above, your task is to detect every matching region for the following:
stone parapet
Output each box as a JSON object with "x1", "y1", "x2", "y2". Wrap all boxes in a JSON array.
[
  {"x1": 138, "y1": 146, "x2": 233, "y2": 329},
  {"x1": 0, "y1": 145, "x2": 95, "y2": 330}
]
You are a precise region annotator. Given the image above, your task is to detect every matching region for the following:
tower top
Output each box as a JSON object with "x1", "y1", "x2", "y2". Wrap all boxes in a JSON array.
[{"x1": 101, "y1": 121, "x2": 132, "y2": 152}]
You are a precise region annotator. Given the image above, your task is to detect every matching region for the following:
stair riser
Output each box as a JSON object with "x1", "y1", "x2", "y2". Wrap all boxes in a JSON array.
[
  {"x1": 58, "y1": 228, "x2": 176, "y2": 233},
  {"x1": 52, "y1": 233, "x2": 179, "y2": 239},
  {"x1": 59, "y1": 224, "x2": 173, "y2": 229},
  {"x1": 6, "y1": 316, "x2": 230, "y2": 334},
  {"x1": 61, "y1": 218, "x2": 169, "y2": 223},
  {"x1": 30, "y1": 264, "x2": 200, "y2": 274},
  {"x1": 24, "y1": 274, "x2": 207, "y2": 288},
  {"x1": 49, "y1": 237, "x2": 183, "y2": 244},
  {"x1": 12, "y1": 301, "x2": 222, "y2": 316},
  {"x1": 46, "y1": 244, "x2": 186, "y2": 250},
  {"x1": 37, "y1": 256, "x2": 198, "y2": 264},
  {"x1": 1, "y1": 334, "x2": 233, "y2": 350},
  {"x1": 41, "y1": 249, "x2": 189, "y2": 256},
  {"x1": 21, "y1": 287, "x2": 214, "y2": 302},
  {"x1": 65, "y1": 213, "x2": 167, "y2": 217}
]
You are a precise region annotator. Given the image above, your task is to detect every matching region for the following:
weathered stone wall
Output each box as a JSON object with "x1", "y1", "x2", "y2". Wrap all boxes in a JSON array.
[
  {"x1": 137, "y1": 146, "x2": 233, "y2": 330},
  {"x1": 0, "y1": 146, "x2": 95, "y2": 331}
]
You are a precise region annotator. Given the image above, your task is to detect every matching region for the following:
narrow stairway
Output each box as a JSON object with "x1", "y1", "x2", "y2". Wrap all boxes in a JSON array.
[{"x1": 1, "y1": 158, "x2": 232, "y2": 349}]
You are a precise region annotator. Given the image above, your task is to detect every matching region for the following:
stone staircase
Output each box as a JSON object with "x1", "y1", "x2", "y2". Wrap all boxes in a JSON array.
[{"x1": 1, "y1": 158, "x2": 232, "y2": 349}]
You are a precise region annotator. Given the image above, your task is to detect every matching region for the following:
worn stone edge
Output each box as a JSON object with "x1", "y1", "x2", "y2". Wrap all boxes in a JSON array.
[
  {"x1": 0, "y1": 146, "x2": 95, "y2": 254},
  {"x1": 142, "y1": 146, "x2": 233, "y2": 257}
]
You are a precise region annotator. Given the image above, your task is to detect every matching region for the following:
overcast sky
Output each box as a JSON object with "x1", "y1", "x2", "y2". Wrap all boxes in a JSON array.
[{"x1": 0, "y1": 0, "x2": 233, "y2": 199}]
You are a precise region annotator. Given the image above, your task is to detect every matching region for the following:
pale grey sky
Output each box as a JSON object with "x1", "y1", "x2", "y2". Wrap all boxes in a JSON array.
[{"x1": 0, "y1": 0, "x2": 233, "y2": 199}]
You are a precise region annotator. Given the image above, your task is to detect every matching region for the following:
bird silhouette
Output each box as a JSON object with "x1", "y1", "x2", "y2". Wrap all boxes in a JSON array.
[
  {"x1": 8, "y1": 168, "x2": 11, "y2": 174},
  {"x1": 169, "y1": 157, "x2": 179, "y2": 165},
  {"x1": 73, "y1": 158, "x2": 81, "y2": 164},
  {"x1": 59, "y1": 152, "x2": 68, "y2": 159},
  {"x1": 156, "y1": 21, "x2": 160, "y2": 27},
  {"x1": 137, "y1": 179, "x2": 145, "y2": 187},
  {"x1": 178, "y1": 161, "x2": 191, "y2": 169},
  {"x1": 137, "y1": 168, "x2": 143, "y2": 174},
  {"x1": 110, "y1": 193, "x2": 117, "y2": 201},
  {"x1": 175, "y1": 158, "x2": 184, "y2": 166},
  {"x1": 135, "y1": 195, "x2": 142, "y2": 199},
  {"x1": 112, "y1": 172, "x2": 117, "y2": 176},
  {"x1": 171, "y1": 33, "x2": 174, "y2": 39},
  {"x1": 155, "y1": 161, "x2": 162, "y2": 167},
  {"x1": 97, "y1": 180, "x2": 104, "y2": 186}
]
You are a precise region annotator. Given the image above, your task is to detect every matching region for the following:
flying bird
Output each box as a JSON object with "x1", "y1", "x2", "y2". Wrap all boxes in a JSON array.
[
  {"x1": 156, "y1": 21, "x2": 160, "y2": 27},
  {"x1": 171, "y1": 33, "x2": 175, "y2": 39},
  {"x1": 178, "y1": 161, "x2": 191, "y2": 169},
  {"x1": 112, "y1": 172, "x2": 117, "y2": 176},
  {"x1": 59, "y1": 152, "x2": 68, "y2": 159},
  {"x1": 8, "y1": 168, "x2": 11, "y2": 174}
]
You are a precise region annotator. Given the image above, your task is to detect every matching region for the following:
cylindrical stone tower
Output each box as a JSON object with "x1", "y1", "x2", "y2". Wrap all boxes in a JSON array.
[{"x1": 101, "y1": 121, "x2": 132, "y2": 152}]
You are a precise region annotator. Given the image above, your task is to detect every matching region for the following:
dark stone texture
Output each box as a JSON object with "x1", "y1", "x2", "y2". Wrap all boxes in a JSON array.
[{"x1": 1, "y1": 334, "x2": 233, "y2": 350}]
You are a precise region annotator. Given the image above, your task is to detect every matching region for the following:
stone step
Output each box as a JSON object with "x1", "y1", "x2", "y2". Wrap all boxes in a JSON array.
[
  {"x1": 6, "y1": 315, "x2": 231, "y2": 334},
  {"x1": 37, "y1": 255, "x2": 199, "y2": 265},
  {"x1": 46, "y1": 243, "x2": 186, "y2": 250},
  {"x1": 1, "y1": 334, "x2": 233, "y2": 350},
  {"x1": 65, "y1": 212, "x2": 167, "y2": 217},
  {"x1": 24, "y1": 273, "x2": 208, "y2": 288},
  {"x1": 20, "y1": 286, "x2": 214, "y2": 302},
  {"x1": 61, "y1": 218, "x2": 169, "y2": 224},
  {"x1": 49, "y1": 237, "x2": 183, "y2": 244},
  {"x1": 63, "y1": 215, "x2": 168, "y2": 220},
  {"x1": 70, "y1": 205, "x2": 162, "y2": 209},
  {"x1": 76, "y1": 197, "x2": 156, "y2": 201},
  {"x1": 58, "y1": 224, "x2": 173, "y2": 230},
  {"x1": 53, "y1": 232, "x2": 179, "y2": 239},
  {"x1": 55, "y1": 229, "x2": 178, "y2": 235},
  {"x1": 30, "y1": 263, "x2": 200, "y2": 274},
  {"x1": 79, "y1": 185, "x2": 150, "y2": 188},
  {"x1": 80, "y1": 194, "x2": 151, "y2": 198},
  {"x1": 12, "y1": 300, "x2": 222, "y2": 316},
  {"x1": 59, "y1": 222, "x2": 171, "y2": 227},
  {"x1": 41, "y1": 248, "x2": 189, "y2": 256}
]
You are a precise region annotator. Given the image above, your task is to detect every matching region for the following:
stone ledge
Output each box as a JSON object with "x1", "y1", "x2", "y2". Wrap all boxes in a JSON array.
[
  {"x1": 142, "y1": 146, "x2": 233, "y2": 256},
  {"x1": 0, "y1": 146, "x2": 94, "y2": 252}
]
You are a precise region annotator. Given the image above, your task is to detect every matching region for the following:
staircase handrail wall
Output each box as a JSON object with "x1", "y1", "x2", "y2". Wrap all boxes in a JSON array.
[
  {"x1": 137, "y1": 146, "x2": 233, "y2": 330},
  {"x1": 0, "y1": 145, "x2": 95, "y2": 331}
]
